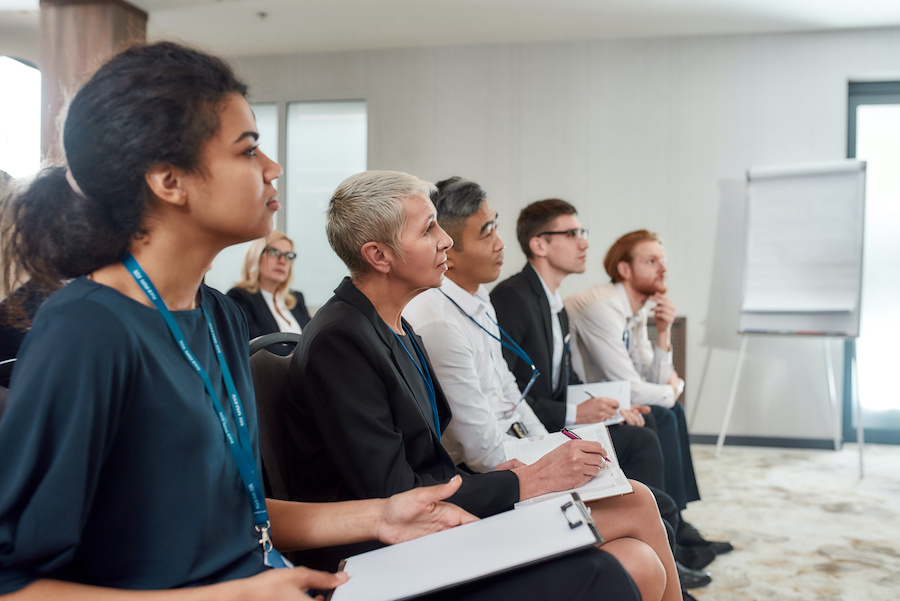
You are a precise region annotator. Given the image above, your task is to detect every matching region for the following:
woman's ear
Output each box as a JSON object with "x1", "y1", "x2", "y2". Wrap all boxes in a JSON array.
[
  {"x1": 145, "y1": 163, "x2": 188, "y2": 207},
  {"x1": 360, "y1": 241, "x2": 392, "y2": 275}
]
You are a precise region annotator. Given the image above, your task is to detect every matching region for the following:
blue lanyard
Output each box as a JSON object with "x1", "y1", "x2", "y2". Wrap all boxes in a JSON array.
[
  {"x1": 439, "y1": 289, "x2": 540, "y2": 403},
  {"x1": 391, "y1": 325, "x2": 441, "y2": 441},
  {"x1": 123, "y1": 253, "x2": 290, "y2": 569}
]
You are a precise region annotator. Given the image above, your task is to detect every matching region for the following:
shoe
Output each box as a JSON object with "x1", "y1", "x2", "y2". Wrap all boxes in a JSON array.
[
  {"x1": 676, "y1": 543, "x2": 717, "y2": 570},
  {"x1": 677, "y1": 562, "x2": 712, "y2": 589},
  {"x1": 682, "y1": 590, "x2": 699, "y2": 601},
  {"x1": 677, "y1": 520, "x2": 734, "y2": 555}
]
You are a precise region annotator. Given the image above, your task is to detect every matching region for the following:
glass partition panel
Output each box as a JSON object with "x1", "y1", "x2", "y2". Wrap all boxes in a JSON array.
[{"x1": 285, "y1": 100, "x2": 367, "y2": 309}]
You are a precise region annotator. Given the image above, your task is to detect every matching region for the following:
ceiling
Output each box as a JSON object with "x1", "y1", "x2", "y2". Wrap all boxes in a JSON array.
[{"x1": 4, "y1": 0, "x2": 900, "y2": 59}]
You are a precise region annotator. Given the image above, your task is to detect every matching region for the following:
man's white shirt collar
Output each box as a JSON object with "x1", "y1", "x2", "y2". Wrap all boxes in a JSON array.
[
  {"x1": 440, "y1": 277, "x2": 491, "y2": 319},
  {"x1": 534, "y1": 269, "x2": 564, "y2": 315}
]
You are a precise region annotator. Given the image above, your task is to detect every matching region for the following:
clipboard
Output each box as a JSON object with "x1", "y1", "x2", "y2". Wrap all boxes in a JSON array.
[{"x1": 326, "y1": 493, "x2": 601, "y2": 601}]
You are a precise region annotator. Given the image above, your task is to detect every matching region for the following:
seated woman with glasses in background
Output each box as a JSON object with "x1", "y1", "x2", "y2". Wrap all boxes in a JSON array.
[{"x1": 227, "y1": 231, "x2": 311, "y2": 341}]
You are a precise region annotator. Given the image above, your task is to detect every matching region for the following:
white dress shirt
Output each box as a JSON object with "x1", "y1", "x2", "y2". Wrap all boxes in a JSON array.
[
  {"x1": 535, "y1": 271, "x2": 564, "y2": 390},
  {"x1": 564, "y1": 282, "x2": 675, "y2": 408},
  {"x1": 403, "y1": 278, "x2": 548, "y2": 472},
  {"x1": 261, "y1": 289, "x2": 302, "y2": 334}
]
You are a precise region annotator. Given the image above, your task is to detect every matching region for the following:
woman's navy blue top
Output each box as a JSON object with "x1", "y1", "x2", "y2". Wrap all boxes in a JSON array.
[{"x1": 0, "y1": 277, "x2": 266, "y2": 593}]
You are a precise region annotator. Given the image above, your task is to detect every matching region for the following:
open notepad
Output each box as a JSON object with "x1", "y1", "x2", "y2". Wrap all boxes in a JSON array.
[
  {"x1": 567, "y1": 380, "x2": 631, "y2": 426},
  {"x1": 327, "y1": 493, "x2": 601, "y2": 601},
  {"x1": 504, "y1": 424, "x2": 633, "y2": 507}
]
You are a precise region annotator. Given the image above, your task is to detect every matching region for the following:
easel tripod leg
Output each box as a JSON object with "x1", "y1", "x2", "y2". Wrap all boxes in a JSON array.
[
  {"x1": 823, "y1": 339, "x2": 840, "y2": 451},
  {"x1": 850, "y1": 339, "x2": 864, "y2": 478},
  {"x1": 716, "y1": 335, "x2": 748, "y2": 458}
]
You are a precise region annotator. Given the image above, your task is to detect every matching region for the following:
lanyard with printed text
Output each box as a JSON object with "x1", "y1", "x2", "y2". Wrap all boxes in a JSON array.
[{"x1": 123, "y1": 253, "x2": 290, "y2": 569}]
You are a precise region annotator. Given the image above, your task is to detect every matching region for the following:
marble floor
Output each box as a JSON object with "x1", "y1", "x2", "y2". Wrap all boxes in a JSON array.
[{"x1": 682, "y1": 443, "x2": 900, "y2": 601}]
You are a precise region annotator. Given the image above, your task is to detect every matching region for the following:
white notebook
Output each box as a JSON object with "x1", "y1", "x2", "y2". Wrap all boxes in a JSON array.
[
  {"x1": 504, "y1": 424, "x2": 633, "y2": 507},
  {"x1": 567, "y1": 380, "x2": 631, "y2": 426},
  {"x1": 327, "y1": 493, "x2": 601, "y2": 601}
]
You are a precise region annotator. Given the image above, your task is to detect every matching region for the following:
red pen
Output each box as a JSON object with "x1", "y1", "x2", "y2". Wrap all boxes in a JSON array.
[{"x1": 561, "y1": 428, "x2": 611, "y2": 462}]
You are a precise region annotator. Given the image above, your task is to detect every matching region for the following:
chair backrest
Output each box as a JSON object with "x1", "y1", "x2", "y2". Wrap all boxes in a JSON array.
[
  {"x1": 249, "y1": 332, "x2": 301, "y2": 500},
  {"x1": 250, "y1": 331, "x2": 302, "y2": 356}
]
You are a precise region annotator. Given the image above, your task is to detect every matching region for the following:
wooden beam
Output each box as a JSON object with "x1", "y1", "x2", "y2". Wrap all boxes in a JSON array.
[{"x1": 39, "y1": 0, "x2": 146, "y2": 162}]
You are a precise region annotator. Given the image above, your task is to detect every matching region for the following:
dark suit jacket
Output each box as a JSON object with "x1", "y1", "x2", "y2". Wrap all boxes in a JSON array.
[
  {"x1": 490, "y1": 263, "x2": 576, "y2": 431},
  {"x1": 225, "y1": 287, "x2": 310, "y2": 340},
  {"x1": 284, "y1": 276, "x2": 518, "y2": 516}
]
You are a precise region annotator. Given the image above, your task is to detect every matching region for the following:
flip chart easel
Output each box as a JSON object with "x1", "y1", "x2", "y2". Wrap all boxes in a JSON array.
[{"x1": 715, "y1": 160, "x2": 866, "y2": 477}]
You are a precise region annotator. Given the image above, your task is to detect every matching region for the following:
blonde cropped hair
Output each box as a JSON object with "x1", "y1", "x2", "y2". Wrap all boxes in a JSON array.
[
  {"x1": 233, "y1": 230, "x2": 297, "y2": 309},
  {"x1": 326, "y1": 171, "x2": 436, "y2": 278}
]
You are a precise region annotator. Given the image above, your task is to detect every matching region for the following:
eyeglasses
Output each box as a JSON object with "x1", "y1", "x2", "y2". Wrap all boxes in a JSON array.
[
  {"x1": 537, "y1": 228, "x2": 589, "y2": 241},
  {"x1": 264, "y1": 247, "x2": 297, "y2": 262}
]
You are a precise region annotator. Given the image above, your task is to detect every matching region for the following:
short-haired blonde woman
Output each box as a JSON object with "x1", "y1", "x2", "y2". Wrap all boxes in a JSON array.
[{"x1": 228, "y1": 231, "x2": 310, "y2": 339}]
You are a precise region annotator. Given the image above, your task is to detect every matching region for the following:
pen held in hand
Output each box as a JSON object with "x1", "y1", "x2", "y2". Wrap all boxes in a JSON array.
[{"x1": 561, "y1": 428, "x2": 612, "y2": 462}]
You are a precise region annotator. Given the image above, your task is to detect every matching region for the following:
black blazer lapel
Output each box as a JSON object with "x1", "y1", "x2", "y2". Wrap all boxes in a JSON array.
[
  {"x1": 334, "y1": 278, "x2": 443, "y2": 440},
  {"x1": 388, "y1": 330, "x2": 442, "y2": 439},
  {"x1": 523, "y1": 264, "x2": 554, "y2": 374}
]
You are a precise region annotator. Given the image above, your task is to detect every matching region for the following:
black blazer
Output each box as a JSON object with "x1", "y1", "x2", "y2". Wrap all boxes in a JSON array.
[
  {"x1": 225, "y1": 287, "x2": 310, "y2": 340},
  {"x1": 490, "y1": 263, "x2": 577, "y2": 431},
  {"x1": 284, "y1": 277, "x2": 518, "y2": 514}
]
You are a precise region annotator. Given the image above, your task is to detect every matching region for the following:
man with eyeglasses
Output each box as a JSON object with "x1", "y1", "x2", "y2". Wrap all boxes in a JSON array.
[
  {"x1": 490, "y1": 199, "x2": 631, "y2": 429},
  {"x1": 487, "y1": 199, "x2": 679, "y2": 490},
  {"x1": 564, "y1": 230, "x2": 733, "y2": 561}
]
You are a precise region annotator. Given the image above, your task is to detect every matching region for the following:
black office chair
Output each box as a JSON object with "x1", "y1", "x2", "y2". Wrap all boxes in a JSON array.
[
  {"x1": 249, "y1": 332, "x2": 301, "y2": 500},
  {"x1": 250, "y1": 331, "x2": 301, "y2": 357}
]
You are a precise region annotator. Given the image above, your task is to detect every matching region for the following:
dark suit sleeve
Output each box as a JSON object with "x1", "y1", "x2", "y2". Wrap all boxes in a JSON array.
[{"x1": 490, "y1": 283, "x2": 567, "y2": 432}]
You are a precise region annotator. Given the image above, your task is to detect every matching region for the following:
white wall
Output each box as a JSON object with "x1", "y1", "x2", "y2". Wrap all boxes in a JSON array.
[{"x1": 230, "y1": 27, "x2": 900, "y2": 441}]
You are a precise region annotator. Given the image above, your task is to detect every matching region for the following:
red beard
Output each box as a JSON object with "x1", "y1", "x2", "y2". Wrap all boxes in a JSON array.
[{"x1": 634, "y1": 277, "x2": 667, "y2": 296}]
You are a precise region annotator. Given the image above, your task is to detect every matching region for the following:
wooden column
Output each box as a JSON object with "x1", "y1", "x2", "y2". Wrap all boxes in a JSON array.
[{"x1": 39, "y1": 0, "x2": 147, "y2": 163}]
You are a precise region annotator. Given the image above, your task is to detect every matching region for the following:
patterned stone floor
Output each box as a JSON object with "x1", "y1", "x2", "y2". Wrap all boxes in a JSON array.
[{"x1": 682, "y1": 443, "x2": 900, "y2": 601}]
